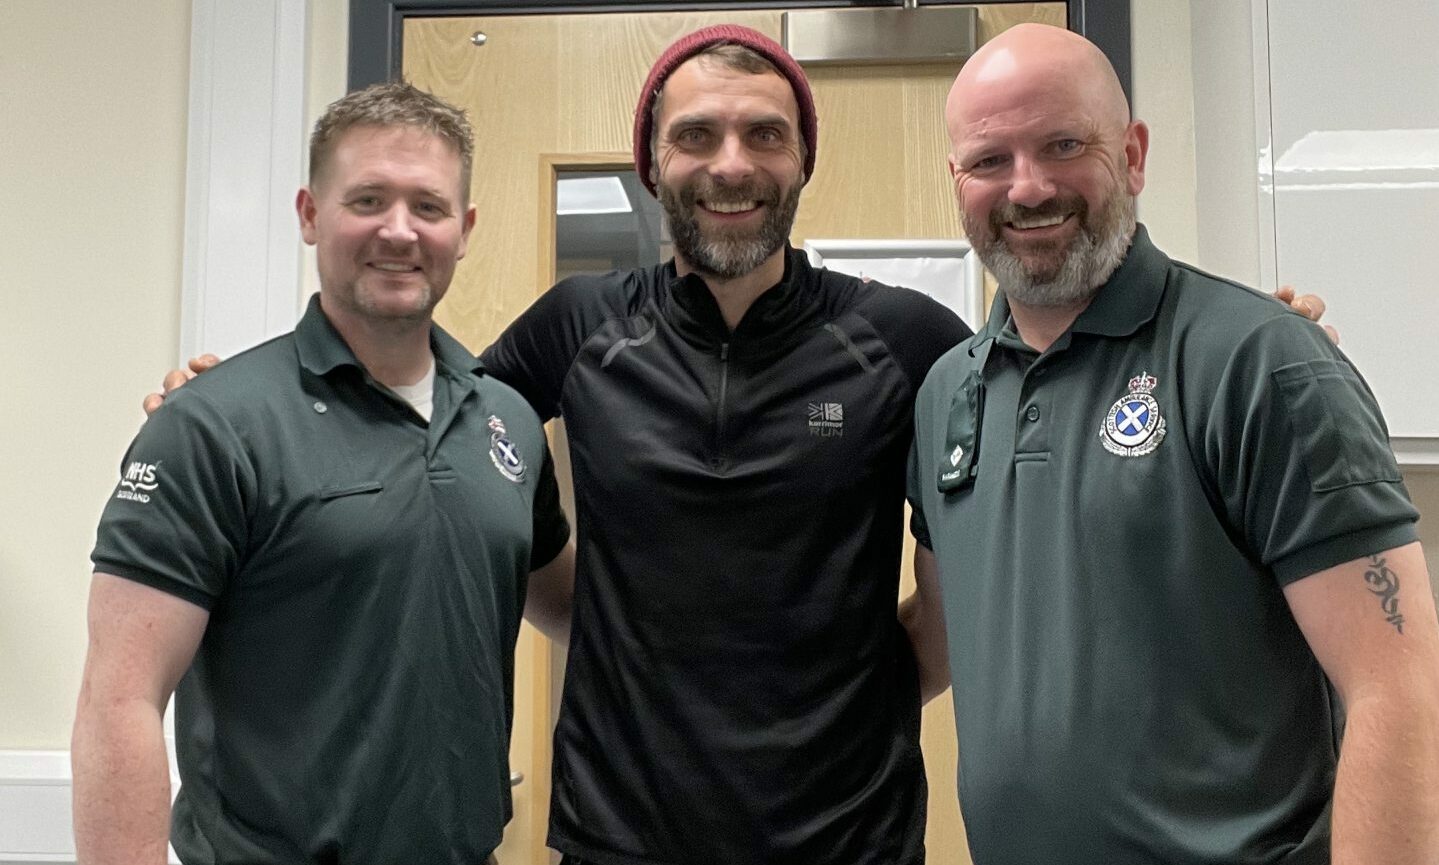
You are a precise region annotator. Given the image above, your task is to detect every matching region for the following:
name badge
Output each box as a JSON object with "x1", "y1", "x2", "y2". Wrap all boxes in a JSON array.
[{"x1": 938, "y1": 372, "x2": 984, "y2": 494}]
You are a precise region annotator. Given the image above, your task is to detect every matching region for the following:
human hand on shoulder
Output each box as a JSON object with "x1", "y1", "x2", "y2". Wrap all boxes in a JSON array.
[
  {"x1": 1273, "y1": 285, "x2": 1339, "y2": 345},
  {"x1": 142, "y1": 354, "x2": 222, "y2": 416}
]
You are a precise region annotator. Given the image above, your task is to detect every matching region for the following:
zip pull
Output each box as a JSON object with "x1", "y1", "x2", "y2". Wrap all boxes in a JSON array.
[{"x1": 713, "y1": 341, "x2": 732, "y2": 470}]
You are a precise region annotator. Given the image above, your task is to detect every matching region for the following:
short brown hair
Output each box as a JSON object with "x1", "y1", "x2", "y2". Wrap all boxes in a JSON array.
[{"x1": 309, "y1": 81, "x2": 474, "y2": 198}]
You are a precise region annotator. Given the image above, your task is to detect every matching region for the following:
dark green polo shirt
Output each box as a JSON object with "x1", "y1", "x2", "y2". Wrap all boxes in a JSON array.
[
  {"x1": 909, "y1": 227, "x2": 1417, "y2": 865},
  {"x1": 93, "y1": 295, "x2": 568, "y2": 864}
]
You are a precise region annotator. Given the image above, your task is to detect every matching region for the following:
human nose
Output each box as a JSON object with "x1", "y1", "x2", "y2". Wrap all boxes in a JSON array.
[
  {"x1": 376, "y1": 204, "x2": 418, "y2": 244},
  {"x1": 709, "y1": 132, "x2": 756, "y2": 184},
  {"x1": 1007, "y1": 156, "x2": 1056, "y2": 207}
]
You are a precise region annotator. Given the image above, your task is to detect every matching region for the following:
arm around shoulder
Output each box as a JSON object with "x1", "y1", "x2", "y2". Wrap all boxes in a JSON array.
[
  {"x1": 481, "y1": 273, "x2": 624, "y2": 420},
  {"x1": 72, "y1": 574, "x2": 209, "y2": 865},
  {"x1": 899, "y1": 544, "x2": 951, "y2": 704},
  {"x1": 525, "y1": 540, "x2": 575, "y2": 647},
  {"x1": 1283, "y1": 541, "x2": 1439, "y2": 865}
]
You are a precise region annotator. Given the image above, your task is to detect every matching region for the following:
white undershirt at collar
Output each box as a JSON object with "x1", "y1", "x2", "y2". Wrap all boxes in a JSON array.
[{"x1": 388, "y1": 356, "x2": 436, "y2": 422}]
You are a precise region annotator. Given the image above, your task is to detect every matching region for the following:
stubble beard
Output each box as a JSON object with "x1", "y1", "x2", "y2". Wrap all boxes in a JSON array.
[
  {"x1": 660, "y1": 177, "x2": 801, "y2": 280},
  {"x1": 329, "y1": 271, "x2": 439, "y2": 325},
  {"x1": 967, "y1": 185, "x2": 1137, "y2": 308}
]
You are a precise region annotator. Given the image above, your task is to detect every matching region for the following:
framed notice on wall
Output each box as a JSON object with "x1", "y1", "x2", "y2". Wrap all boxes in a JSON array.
[{"x1": 802, "y1": 239, "x2": 985, "y2": 330}]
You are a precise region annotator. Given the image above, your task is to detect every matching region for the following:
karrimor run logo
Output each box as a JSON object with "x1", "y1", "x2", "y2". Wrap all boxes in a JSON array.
[
  {"x1": 808, "y1": 402, "x2": 844, "y2": 437},
  {"x1": 116, "y1": 461, "x2": 160, "y2": 503}
]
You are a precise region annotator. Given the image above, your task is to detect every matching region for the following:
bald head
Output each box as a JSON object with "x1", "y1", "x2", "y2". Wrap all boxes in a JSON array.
[
  {"x1": 947, "y1": 24, "x2": 1130, "y2": 147},
  {"x1": 942, "y1": 23, "x2": 1147, "y2": 310}
]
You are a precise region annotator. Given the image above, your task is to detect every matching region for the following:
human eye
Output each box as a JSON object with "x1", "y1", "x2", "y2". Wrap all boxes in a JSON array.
[
  {"x1": 968, "y1": 153, "x2": 1008, "y2": 173},
  {"x1": 415, "y1": 200, "x2": 448, "y2": 219},
  {"x1": 751, "y1": 126, "x2": 783, "y2": 146},
  {"x1": 674, "y1": 126, "x2": 711, "y2": 147},
  {"x1": 1050, "y1": 138, "x2": 1084, "y2": 156},
  {"x1": 346, "y1": 193, "x2": 383, "y2": 212}
]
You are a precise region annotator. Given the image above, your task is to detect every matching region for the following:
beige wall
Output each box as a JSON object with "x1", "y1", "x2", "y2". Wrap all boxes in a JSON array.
[
  {"x1": 301, "y1": 0, "x2": 352, "y2": 304},
  {"x1": 0, "y1": 0, "x2": 192, "y2": 748},
  {"x1": 0, "y1": 0, "x2": 351, "y2": 751},
  {"x1": 1411, "y1": 479, "x2": 1439, "y2": 578},
  {"x1": 1132, "y1": 0, "x2": 1200, "y2": 264},
  {"x1": 1, "y1": 0, "x2": 1432, "y2": 753}
]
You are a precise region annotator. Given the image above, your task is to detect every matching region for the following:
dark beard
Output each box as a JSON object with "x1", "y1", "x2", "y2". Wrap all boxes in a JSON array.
[{"x1": 660, "y1": 177, "x2": 801, "y2": 280}]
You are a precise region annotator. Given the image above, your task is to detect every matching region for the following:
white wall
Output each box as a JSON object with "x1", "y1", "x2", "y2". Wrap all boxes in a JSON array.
[{"x1": 0, "y1": 0, "x2": 193, "y2": 750}]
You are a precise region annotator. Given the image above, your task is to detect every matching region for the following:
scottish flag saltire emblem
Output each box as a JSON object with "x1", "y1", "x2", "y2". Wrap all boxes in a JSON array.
[
  {"x1": 487, "y1": 415, "x2": 526, "y2": 482},
  {"x1": 1100, "y1": 371, "x2": 1166, "y2": 457}
]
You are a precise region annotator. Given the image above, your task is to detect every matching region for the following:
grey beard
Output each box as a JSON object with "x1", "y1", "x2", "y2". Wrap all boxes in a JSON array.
[
  {"x1": 661, "y1": 182, "x2": 801, "y2": 280},
  {"x1": 974, "y1": 193, "x2": 1137, "y2": 308}
]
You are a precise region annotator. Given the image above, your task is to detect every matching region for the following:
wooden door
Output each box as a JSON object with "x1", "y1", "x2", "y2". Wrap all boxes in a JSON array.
[{"x1": 401, "y1": 6, "x2": 1065, "y2": 863}]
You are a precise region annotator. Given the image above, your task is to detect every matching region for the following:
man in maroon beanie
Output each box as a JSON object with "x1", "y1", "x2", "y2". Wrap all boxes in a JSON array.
[{"x1": 481, "y1": 24, "x2": 966, "y2": 865}]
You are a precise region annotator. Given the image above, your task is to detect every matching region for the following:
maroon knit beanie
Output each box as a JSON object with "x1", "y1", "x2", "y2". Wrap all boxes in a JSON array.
[{"x1": 632, "y1": 24, "x2": 818, "y2": 197}]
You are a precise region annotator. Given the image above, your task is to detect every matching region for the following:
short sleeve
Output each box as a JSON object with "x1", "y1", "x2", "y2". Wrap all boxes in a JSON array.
[
  {"x1": 1205, "y1": 313, "x2": 1417, "y2": 584},
  {"x1": 854, "y1": 284, "x2": 972, "y2": 395},
  {"x1": 906, "y1": 438, "x2": 934, "y2": 551},
  {"x1": 90, "y1": 390, "x2": 255, "y2": 609}
]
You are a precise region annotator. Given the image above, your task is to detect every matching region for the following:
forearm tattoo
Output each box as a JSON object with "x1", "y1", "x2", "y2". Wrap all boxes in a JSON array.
[{"x1": 1363, "y1": 553, "x2": 1405, "y2": 635}]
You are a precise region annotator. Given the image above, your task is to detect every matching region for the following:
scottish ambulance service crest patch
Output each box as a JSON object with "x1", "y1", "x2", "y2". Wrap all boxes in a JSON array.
[
  {"x1": 487, "y1": 415, "x2": 526, "y2": 482},
  {"x1": 1100, "y1": 371, "x2": 1166, "y2": 457}
]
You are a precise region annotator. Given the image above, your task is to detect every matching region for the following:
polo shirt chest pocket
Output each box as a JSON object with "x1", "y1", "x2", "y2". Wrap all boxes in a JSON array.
[
  {"x1": 307, "y1": 477, "x2": 389, "y2": 541},
  {"x1": 1273, "y1": 359, "x2": 1402, "y2": 491},
  {"x1": 304, "y1": 445, "x2": 395, "y2": 527},
  {"x1": 310, "y1": 445, "x2": 393, "y2": 503},
  {"x1": 318, "y1": 480, "x2": 384, "y2": 500}
]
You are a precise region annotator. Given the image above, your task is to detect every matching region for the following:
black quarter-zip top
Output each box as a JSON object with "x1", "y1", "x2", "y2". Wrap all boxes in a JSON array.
[{"x1": 483, "y1": 247, "x2": 972, "y2": 865}]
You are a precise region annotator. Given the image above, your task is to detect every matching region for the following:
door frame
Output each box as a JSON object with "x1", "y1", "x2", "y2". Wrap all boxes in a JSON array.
[
  {"x1": 348, "y1": 0, "x2": 1132, "y2": 102},
  {"x1": 538, "y1": 152, "x2": 635, "y2": 292}
]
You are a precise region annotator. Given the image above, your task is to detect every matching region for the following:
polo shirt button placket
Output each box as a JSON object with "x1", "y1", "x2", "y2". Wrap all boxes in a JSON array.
[{"x1": 1015, "y1": 391, "x2": 1050, "y2": 454}]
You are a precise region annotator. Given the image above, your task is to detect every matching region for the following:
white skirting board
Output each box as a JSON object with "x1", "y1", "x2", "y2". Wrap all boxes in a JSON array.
[
  {"x1": 0, "y1": 750, "x2": 74, "y2": 863},
  {"x1": 0, "y1": 751, "x2": 179, "y2": 865}
]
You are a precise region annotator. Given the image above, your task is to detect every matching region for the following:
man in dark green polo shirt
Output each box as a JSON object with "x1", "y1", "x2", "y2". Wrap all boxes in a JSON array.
[
  {"x1": 72, "y1": 83, "x2": 571, "y2": 865},
  {"x1": 910, "y1": 23, "x2": 1439, "y2": 865}
]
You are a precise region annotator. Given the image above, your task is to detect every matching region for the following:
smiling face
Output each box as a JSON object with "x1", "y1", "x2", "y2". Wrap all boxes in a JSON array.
[
  {"x1": 297, "y1": 123, "x2": 476, "y2": 327},
  {"x1": 652, "y1": 56, "x2": 806, "y2": 279},
  {"x1": 946, "y1": 24, "x2": 1147, "y2": 307}
]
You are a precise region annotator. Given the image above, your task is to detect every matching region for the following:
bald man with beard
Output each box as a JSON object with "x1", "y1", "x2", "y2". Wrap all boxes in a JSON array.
[{"x1": 908, "y1": 23, "x2": 1439, "y2": 865}]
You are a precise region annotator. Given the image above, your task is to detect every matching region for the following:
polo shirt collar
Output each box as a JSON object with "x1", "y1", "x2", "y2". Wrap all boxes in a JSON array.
[
  {"x1": 1068, "y1": 223, "x2": 1167, "y2": 338},
  {"x1": 431, "y1": 324, "x2": 486, "y2": 377},
  {"x1": 294, "y1": 293, "x2": 486, "y2": 378}
]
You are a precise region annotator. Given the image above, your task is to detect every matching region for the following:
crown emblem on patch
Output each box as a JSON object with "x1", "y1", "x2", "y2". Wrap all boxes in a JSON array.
[{"x1": 1128, "y1": 371, "x2": 1158, "y2": 394}]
